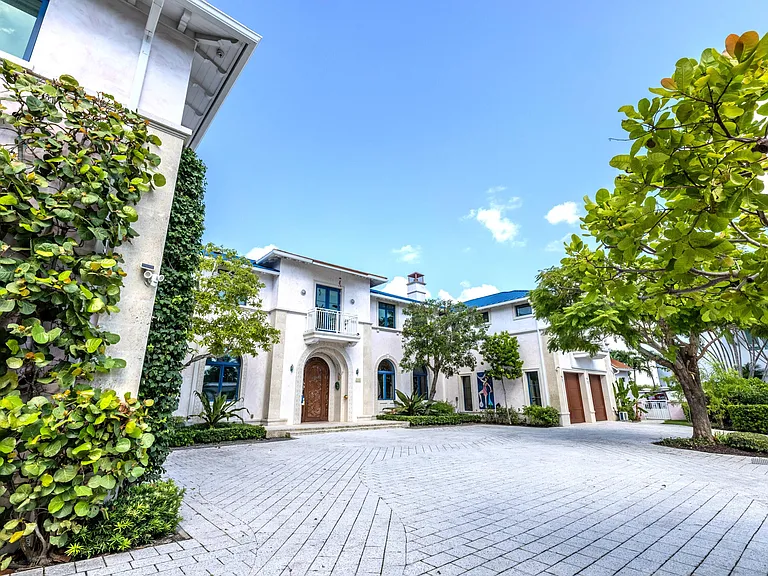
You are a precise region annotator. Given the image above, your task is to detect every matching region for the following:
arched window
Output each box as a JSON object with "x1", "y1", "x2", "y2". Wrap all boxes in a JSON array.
[
  {"x1": 202, "y1": 355, "x2": 241, "y2": 401},
  {"x1": 377, "y1": 360, "x2": 395, "y2": 401},
  {"x1": 413, "y1": 366, "x2": 428, "y2": 397}
]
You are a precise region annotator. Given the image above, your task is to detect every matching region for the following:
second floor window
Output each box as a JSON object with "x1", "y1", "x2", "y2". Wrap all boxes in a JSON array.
[
  {"x1": 1, "y1": 0, "x2": 47, "y2": 60},
  {"x1": 378, "y1": 302, "x2": 396, "y2": 328},
  {"x1": 481, "y1": 311, "x2": 490, "y2": 323},
  {"x1": 515, "y1": 303, "x2": 533, "y2": 317}
]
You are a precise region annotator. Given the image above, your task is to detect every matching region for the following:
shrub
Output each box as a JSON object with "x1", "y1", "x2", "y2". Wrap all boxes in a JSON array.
[
  {"x1": 168, "y1": 423, "x2": 266, "y2": 447},
  {"x1": 703, "y1": 367, "x2": 768, "y2": 428},
  {"x1": 522, "y1": 405, "x2": 560, "y2": 427},
  {"x1": 728, "y1": 404, "x2": 768, "y2": 434},
  {"x1": 390, "y1": 390, "x2": 434, "y2": 415},
  {"x1": 0, "y1": 388, "x2": 154, "y2": 566},
  {"x1": 377, "y1": 414, "x2": 482, "y2": 426},
  {"x1": 430, "y1": 401, "x2": 455, "y2": 415},
  {"x1": 195, "y1": 391, "x2": 250, "y2": 428},
  {"x1": 481, "y1": 407, "x2": 521, "y2": 425},
  {"x1": 66, "y1": 480, "x2": 183, "y2": 559},
  {"x1": 718, "y1": 431, "x2": 768, "y2": 454},
  {"x1": 656, "y1": 436, "x2": 716, "y2": 449},
  {"x1": 0, "y1": 60, "x2": 164, "y2": 401}
]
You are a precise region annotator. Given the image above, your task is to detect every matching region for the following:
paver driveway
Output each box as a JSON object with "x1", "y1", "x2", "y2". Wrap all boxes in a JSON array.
[{"x1": 56, "y1": 423, "x2": 768, "y2": 576}]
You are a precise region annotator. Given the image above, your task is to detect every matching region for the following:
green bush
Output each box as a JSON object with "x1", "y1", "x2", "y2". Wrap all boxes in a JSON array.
[
  {"x1": 522, "y1": 405, "x2": 560, "y2": 427},
  {"x1": 66, "y1": 480, "x2": 184, "y2": 559},
  {"x1": 656, "y1": 436, "x2": 716, "y2": 449},
  {"x1": 377, "y1": 414, "x2": 482, "y2": 426},
  {"x1": 718, "y1": 431, "x2": 768, "y2": 453},
  {"x1": 0, "y1": 60, "x2": 164, "y2": 402},
  {"x1": 481, "y1": 407, "x2": 521, "y2": 425},
  {"x1": 0, "y1": 388, "x2": 154, "y2": 566},
  {"x1": 430, "y1": 401, "x2": 456, "y2": 415},
  {"x1": 728, "y1": 404, "x2": 768, "y2": 434},
  {"x1": 703, "y1": 367, "x2": 768, "y2": 428},
  {"x1": 168, "y1": 423, "x2": 266, "y2": 447}
]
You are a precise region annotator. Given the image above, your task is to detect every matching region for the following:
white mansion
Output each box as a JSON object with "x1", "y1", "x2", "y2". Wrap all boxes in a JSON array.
[{"x1": 175, "y1": 249, "x2": 618, "y2": 426}]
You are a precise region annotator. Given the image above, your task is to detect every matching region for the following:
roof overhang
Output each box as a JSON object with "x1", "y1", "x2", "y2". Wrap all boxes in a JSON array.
[
  {"x1": 470, "y1": 296, "x2": 529, "y2": 311},
  {"x1": 129, "y1": 0, "x2": 261, "y2": 148},
  {"x1": 370, "y1": 290, "x2": 418, "y2": 304},
  {"x1": 257, "y1": 249, "x2": 388, "y2": 286}
]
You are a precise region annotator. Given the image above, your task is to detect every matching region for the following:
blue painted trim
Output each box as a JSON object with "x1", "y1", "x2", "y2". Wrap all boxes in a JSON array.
[
  {"x1": 22, "y1": 0, "x2": 48, "y2": 61},
  {"x1": 370, "y1": 289, "x2": 419, "y2": 303}
]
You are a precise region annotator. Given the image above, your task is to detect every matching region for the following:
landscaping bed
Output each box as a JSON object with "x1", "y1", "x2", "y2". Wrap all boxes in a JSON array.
[
  {"x1": 655, "y1": 432, "x2": 768, "y2": 458},
  {"x1": 168, "y1": 422, "x2": 267, "y2": 447},
  {"x1": 377, "y1": 405, "x2": 561, "y2": 428}
]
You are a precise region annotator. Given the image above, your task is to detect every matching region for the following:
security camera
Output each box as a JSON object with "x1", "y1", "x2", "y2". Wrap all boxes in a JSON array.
[{"x1": 143, "y1": 270, "x2": 153, "y2": 280}]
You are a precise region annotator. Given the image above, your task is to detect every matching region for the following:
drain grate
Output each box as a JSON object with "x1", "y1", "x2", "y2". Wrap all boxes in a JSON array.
[{"x1": 751, "y1": 457, "x2": 768, "y2": 465}]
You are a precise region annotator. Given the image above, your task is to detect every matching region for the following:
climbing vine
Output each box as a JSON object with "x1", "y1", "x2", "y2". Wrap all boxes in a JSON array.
[
  {"x1": 139, "y1": 148, "x2": 205, "y2": 475},
  {"x1": 0, "y1": 59, "x2": 164, "y2": 400}
]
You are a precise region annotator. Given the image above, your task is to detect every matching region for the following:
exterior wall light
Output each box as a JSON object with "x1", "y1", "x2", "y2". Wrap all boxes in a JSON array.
[
  {"x1": 301, "y1": 289, "x2": 306, "y2": 295},
  {"x1": 355, "y1": 368, "x2": 359, "y2": 376},
  {"x1": 350, "y1": 298, "x2": 355, "y2": 304},
  {"x1": 290, "y1": 364, "x2": 294, "y2": 373}
]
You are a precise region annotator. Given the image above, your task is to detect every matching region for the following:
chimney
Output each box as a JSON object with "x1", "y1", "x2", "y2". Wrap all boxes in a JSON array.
[{"x1": 407, "y1": 272, "x2": 427, "y2": 302}]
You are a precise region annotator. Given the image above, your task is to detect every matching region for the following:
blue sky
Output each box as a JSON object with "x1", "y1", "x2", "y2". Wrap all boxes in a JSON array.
[{"x1": 199, "y1": 0, "x2": 765, "y2": 301}]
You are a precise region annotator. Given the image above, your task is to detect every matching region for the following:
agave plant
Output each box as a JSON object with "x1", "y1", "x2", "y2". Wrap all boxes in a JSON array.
[
  {"x1": 391, "y1": 390, "x2": 435, "y2": 415},
  {"x1": 195, "y1": 391, "x2": 251, "y2": 428}
]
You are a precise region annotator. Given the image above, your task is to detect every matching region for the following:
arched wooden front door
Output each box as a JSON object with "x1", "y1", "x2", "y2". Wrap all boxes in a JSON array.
[{"x1": 302, "y1": 357, "x2": 330, "y2": 422}]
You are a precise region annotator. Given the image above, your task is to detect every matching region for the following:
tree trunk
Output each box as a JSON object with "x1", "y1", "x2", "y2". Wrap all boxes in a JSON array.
[
  {"x1": 428, "y1": 364, "x2": 439, "y2": 400},
  {"x1": 671, "y1": 348, "x2": 712, "y2": 440}
]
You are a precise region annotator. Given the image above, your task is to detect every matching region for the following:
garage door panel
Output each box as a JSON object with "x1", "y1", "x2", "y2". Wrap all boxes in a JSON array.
[
  {"x1": 564, "y1": 372, "x2": 585, "y2": 424},
  {"x1": 589, "y1": 374, "x2": 607, "y2": 421}
]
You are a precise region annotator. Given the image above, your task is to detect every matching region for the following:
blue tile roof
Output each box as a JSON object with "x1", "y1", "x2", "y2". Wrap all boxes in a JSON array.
[
  {"x1": 463, "y1": 290, "x2": 529, "y2": 308},
  {"x1": 370, "y1": 289, "x2": 420, "y2": 303}
]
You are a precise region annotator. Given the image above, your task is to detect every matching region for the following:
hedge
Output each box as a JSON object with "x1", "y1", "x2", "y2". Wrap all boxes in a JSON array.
[
  {"x1": 377, "y1": 414, "x2": 483, "y2": 426},
  {"x1": 522, "y1": 405, "x2": 560, "y2": 427},
  {"x1": 169, "y1": 423, "x2": 267, "y2": 447},
  {"x1": 719, "y1": 431, "x2": 768, "y2": 454},
  {"x1": 728, "y1": 404, "x2": 768, "y2": 435}
]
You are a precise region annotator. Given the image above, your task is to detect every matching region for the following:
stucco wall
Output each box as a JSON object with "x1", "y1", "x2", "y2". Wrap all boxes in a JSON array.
[{"x1": 30, "y1": 0, "x2": 195, "y2": 126}]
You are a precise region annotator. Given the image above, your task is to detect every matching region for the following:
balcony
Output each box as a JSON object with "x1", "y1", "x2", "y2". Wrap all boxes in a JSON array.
[{"x1": 304, "y1": 308, "x2": 360, "y2": 345}]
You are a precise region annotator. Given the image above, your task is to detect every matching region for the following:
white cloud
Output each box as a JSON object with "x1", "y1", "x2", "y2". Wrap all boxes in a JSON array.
[
  {"x1": 545, "y1": 201, "x2": 582, "y2": 225},
  {"x1": 459, "y1": 280, "x2": 471, "y2": 289},
  {"x1": 392, "y1": 245, "x2": 421, "y2": 263},
  {"x1": 438, "y1": 283, "x2": 500, "y2": 302},
  {"x1": 465, "y1": 187, "x2": 523, "y2": 244},
  {"x1": 381, "y1": 276, "x2": 432, "y2": 299},
  {"x1": 438, "y1": 289, "x2": 455, "y2": 301},
  {"x1": 245, "y1": 244, "x2": 277, "y2": 260},
  {"x1": 545, "y1": 234, "x2": 571, "y2": 253}
]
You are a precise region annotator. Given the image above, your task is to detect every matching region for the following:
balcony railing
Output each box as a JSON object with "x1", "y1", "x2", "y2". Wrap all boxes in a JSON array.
[{"x1": 305, "y1": 308, "x2": 359, "y2": 338}]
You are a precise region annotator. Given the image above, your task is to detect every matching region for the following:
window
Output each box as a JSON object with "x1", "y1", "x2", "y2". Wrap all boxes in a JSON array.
[
  {"x1": 413, "y1": 366, "x2": 428, "y2": 397},
  {"x1": 202, "y1": 355, "x2": 241, "y2": 401},
  {"x1": 378, "y1": 302, "x2": 396, "y2": 329},
  {"x1": 515, "y1": 303, "x2": 533, "y2": 317},
  {"x1": 316, "y1": 284, "x2": 341, "y2": 310},
  {"x1": 526, "y1": 371, "x2": 542, "y2": 406},
  {"x1": 377, "y1": 360, "x2": 395, "y2": 401},
  {"x1": 481, "y1": 311, "x2": 490, "y2": 323},
  {"x1": 461, "y1": 375, "x2": 473, "y2": 411},
  {"x1": 0, "y1": 0, "x2": 47, "y2": 60}
]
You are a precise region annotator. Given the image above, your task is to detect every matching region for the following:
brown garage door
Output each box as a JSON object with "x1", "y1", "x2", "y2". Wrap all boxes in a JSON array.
[
  {"x1": 589, "y1": 374, "x2": 607, "y2": 421},
  {"x1": 564, "y1": 372, "x2": 585, "y2": 424}
]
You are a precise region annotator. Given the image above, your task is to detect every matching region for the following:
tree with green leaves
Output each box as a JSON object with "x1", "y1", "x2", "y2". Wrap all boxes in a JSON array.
[
  {"x1": 401, "y1": 299, "x2": 487, "y2": 400},
  {"x1": 184, "y1": 244, "x2": 280, "y2": 368},
  {"x1": 480, "y1": 331, "x2": 524, "y2": 423},
  {"x1": 531, "y1": 31, "x2": 768, "y2": 441}
]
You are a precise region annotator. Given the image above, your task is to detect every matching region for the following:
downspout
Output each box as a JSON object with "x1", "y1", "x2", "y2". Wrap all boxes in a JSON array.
[
  {"x1": 535, "y1": 320, "x2": 551, "y2": 406},
  {"x1": 129, "y1": 0, "x2": 165, "y2": 110}
]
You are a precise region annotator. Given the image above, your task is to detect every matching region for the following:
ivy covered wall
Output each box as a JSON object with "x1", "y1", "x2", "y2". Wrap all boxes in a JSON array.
[{"x1": 140, "y1": 148, "x2": 206, "y2": 474}]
